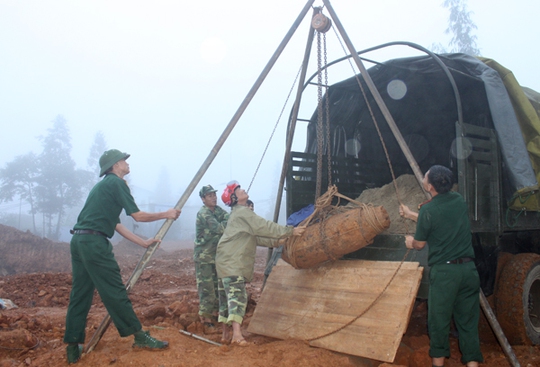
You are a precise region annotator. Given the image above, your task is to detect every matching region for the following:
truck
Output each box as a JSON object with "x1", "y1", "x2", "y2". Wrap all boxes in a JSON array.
[{"x1": 284, "y1": 42, "x2": 540, "y2": 346}]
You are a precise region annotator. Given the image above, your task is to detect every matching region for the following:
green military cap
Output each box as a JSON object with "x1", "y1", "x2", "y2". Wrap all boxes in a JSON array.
[
  {"x1": 199, "y1": 184, "x2": 217, "y2": 198},
  {"x1": 99, "y1": 149, "x2": 130, "y2": 177}
]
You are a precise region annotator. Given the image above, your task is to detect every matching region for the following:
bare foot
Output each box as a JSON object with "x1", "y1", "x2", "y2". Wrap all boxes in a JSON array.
[
  {"x1": 231, "y1": 338, "x2": 249, "y2": 347},
  {"x1": 221, "y1": 324, "x2": 231, "y2": 344}
]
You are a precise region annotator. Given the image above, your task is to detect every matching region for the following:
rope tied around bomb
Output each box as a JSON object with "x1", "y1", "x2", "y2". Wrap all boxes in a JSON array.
[{"x1": 283, "y1": 185, "x2": 388, "y2": 269}]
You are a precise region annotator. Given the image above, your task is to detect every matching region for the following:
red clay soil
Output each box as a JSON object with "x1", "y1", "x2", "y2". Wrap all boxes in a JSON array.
[{"x1": 0, "y1": 224, "x2": 540, "y2": 367}]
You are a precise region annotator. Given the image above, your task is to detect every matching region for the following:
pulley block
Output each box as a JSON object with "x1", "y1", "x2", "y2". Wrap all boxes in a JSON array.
[{"x1": 311, "y1": 13, "x2": 332, "y2": 33}]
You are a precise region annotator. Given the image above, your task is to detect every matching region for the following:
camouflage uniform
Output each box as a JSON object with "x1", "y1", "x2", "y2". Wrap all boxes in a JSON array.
[
  {"x1": 194, "y1": 204, "x2": 229, "y2": 320},
  {"x1": 218, "y1": 276, "x2": 247, "y2": 325},
  {"x1": 216, "y1": 205, "x2": 292, "y2": 325}
]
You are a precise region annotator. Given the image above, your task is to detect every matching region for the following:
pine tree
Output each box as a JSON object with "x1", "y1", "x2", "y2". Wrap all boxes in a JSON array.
[
  {"x1": 34, "y1": 116, "x2": 93, "y2": 239},
  {"x1": 432, "y1": 0, "x2": 480, "y2": 56},
  {"x1": 87, "y1": 131, "x2": 108, "y2": 182}
]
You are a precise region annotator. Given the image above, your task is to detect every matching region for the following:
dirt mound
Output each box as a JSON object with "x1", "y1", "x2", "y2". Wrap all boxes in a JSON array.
[
  {"x1": 0, "y1": 272, "x2": 72, "y2": 309},
  {"x1": 0, "y1": 224, "x2": 71, "y2": 275},
  {"x1": 0, "y1": 225, "x2": 190, "y2": 277},
  {"x1": 357, "y1": 174, "x2": 426, "y2": 234}
]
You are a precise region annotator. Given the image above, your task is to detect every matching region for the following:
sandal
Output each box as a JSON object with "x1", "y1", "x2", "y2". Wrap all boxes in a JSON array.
[{"x1": 231, "y1": 339, "x2": 249, "y2": 347}]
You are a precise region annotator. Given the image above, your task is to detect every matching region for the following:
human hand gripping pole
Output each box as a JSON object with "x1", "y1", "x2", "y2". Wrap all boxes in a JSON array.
[
  {"x1": 399, "y1": 204, "x2": 418, "y2": 222},
  {"x1": 165, "y1": 208, "x2": 181, "y2": 220}
]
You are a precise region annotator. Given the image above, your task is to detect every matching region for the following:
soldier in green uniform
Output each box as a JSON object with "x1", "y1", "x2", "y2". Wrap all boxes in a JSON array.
[
  {"x1": 64, "y1": 149, "x2": 181, "y2": 364},
  {"x1": 400, "y1": 165, "x2": 483, "y2": 367},
  {"x1": 194, "y1": 184, "x2": 229, "y2": 332}
]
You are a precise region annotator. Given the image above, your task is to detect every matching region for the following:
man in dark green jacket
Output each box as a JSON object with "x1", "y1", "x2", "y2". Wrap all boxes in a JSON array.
[
  {"x1": 400, "y1": 165, "x2": 483, "y2": 367},
  {"x1": 64, "y1": 149, "x2": 181, "y2": 364}
]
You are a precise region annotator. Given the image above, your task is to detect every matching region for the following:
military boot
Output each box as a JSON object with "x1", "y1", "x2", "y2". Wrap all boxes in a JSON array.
[
  {"x1": 66, "y1": 343, "x2": 83, "y2": 364},
  {"x1": 132, "y1": 330, "x2": 169, "y2": 350}
]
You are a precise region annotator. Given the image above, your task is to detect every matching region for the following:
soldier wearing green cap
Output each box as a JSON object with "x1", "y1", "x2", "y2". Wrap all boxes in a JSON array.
[
  {"x1": 194, "y1": 184, "x2": 229, "y2": 332},
  {"x1": 64, "y1": 149, "x2": 181, "y2": 364}
]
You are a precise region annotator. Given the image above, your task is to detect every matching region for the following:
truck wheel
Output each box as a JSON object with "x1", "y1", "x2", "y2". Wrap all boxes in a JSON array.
[
  {"x1": 494, "y1": 252, "x2": 514, "y2": 293},
  {"x1": 495, "y1": 253, "x2": 540, "y2": 345}
]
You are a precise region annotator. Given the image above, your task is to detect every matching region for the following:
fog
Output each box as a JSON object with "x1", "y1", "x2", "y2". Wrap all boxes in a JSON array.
[{"x1": 1, "y1": 0, "x2": 539, "y2": 240}]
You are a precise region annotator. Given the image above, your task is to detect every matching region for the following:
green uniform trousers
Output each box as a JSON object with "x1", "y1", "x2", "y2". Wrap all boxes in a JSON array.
[
  {"x1": 195, "y1": 261, "x2": 219, "y2": 319},
  {"x1": 64, "y1": 234, "x2": 141, "y2": 344},
  {"x1": 428, "y1": 261, "x2": 483, "y2": 364}
]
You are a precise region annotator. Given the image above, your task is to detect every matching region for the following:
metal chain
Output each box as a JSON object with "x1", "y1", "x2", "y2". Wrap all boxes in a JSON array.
[
  {"x1": 324, "y1": 31, "x2": 332, "y2": 187},
  {"x1": 316, "y1": 29, "x2": 323, "y2": 200}
]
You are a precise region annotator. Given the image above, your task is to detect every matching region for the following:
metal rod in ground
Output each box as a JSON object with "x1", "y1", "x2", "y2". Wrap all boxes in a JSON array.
[
  {"x1": 179, "y1": 330, "x2": 222, "y2": 347},
  {"x1": 479, "y1": 291, "x2": 521, "y2": 367}
]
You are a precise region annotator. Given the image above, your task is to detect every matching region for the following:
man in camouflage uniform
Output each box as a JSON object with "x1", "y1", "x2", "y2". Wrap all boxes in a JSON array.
[{"x1": 194, "y1": 184, "x2": 229, "y2": 331}]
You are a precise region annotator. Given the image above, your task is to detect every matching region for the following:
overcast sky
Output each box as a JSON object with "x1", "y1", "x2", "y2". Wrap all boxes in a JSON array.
[{"x1": 1, "y1": 0, "x2": 539, "y2": 221}]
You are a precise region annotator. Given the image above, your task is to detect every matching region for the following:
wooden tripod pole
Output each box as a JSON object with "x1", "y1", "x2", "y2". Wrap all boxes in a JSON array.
[
  {"x1": 84, "y1": 0, "x2": 315, "y2": 354},
  {"x1": 267, "y1": 5, "x2": 318, "y2": 281},
  {"x1": 479, "y1": 292, "x2": 521, "y2": 367},
  {"x1": 273, "y1": 6, "x2": 316, "y2": 224}
]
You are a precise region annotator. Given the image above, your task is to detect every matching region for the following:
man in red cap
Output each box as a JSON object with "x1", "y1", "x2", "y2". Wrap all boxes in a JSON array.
[{"x1": 216, "y1": 181, "x2": 305, "y2": 346}]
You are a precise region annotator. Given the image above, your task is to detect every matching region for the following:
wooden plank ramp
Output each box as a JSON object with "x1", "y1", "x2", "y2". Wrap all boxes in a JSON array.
[{"x1": 247, "y1": 259, "x2": 423, "y2": 363}]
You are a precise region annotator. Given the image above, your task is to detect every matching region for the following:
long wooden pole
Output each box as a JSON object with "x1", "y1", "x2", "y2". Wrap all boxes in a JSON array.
[
  {"x1": 479, "y1": 291, "x2": 521, "y2": 367},
  {"x1": 273, "y1": 8, "x2": 316, "y2": 224},
  {"x1": 84, "y1": 0, "x2": 316, "y2": 353},
  {"x1": 266, "y1": 6, "x2": 317, "y2": 278}
]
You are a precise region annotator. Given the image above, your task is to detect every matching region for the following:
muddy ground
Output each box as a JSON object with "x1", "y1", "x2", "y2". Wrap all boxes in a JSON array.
[{"x1": 1, "y1": 223, "x2": 540, "y2": 366}]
